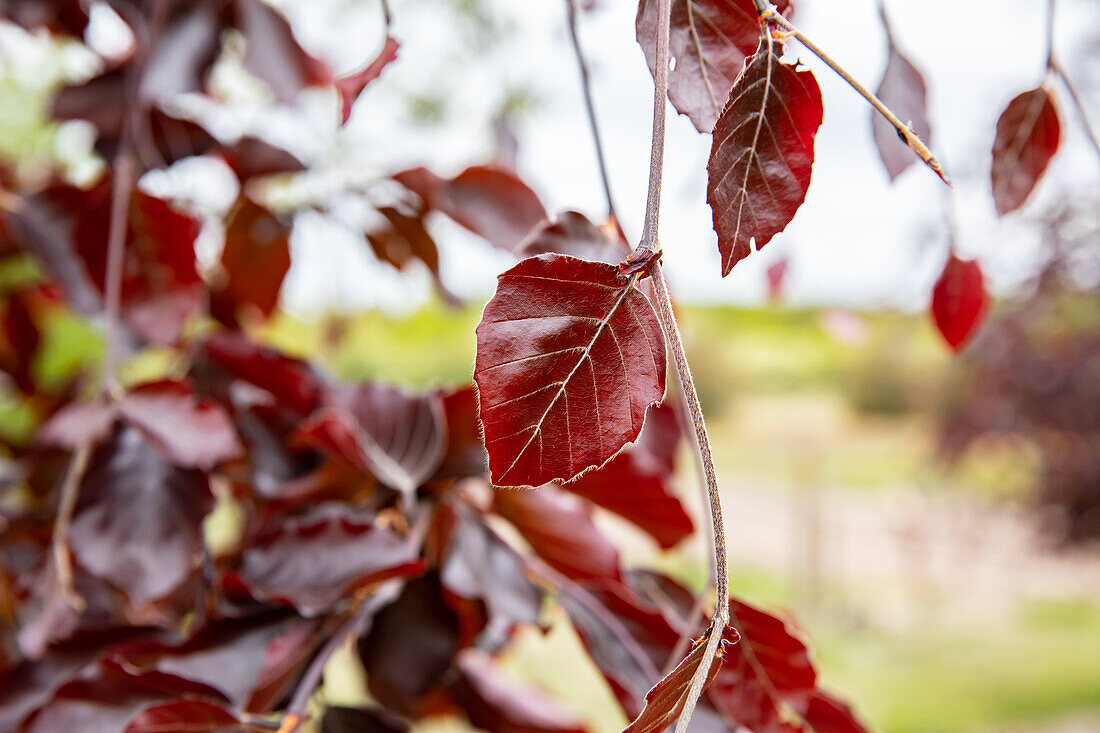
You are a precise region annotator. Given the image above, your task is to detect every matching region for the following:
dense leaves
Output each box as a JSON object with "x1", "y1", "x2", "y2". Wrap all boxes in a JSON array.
[
  {"x1": 873, "y1": 13, "x2": 933, "y2": 181},
  {"x1": 708, "y1": 35, "x2": 823, "y2": 275},
  {"x1": 475, "y1": 254, "x2": 666, "y2": 487},
  {"x1": 990, "y1": 87, "x2": 1061, "y2": 215},
  {"x1": 636, "y1": 0, "x2": 793, "y2": 133},
  {"x1": 931, "y1": 254, "x2": 988, "y2": 352}
]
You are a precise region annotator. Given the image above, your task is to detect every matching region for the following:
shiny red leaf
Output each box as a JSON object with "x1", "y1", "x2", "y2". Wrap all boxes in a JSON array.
[
  {"x1": 636, "y1": 0, "x2": 793, "y2": 133},
  {"x1": 990, "y1": 87, "x2": 1061, "y2": 215},
  {"x1": 493, "y1": 485, "x2": 621, "y2": 582},
  {"x1": 474, "y1": 254, "x2": 666, "y2": 487},
  {"x1": 517, "y1": 211, "x2": 629, "y2": 265},
  {"x1": 563, "y1": 403, "x2": 693, "y2": 549},
  {"x1": 624, "y1": 626, "x2": 739, "y2": 733},
  {"x1": 337, "y1": 37, "x2": 400, "y2": 125},
  {"x1": 452, "y1": 650, "x2": 587, "y2": 733},
  {"x1": 223, "y1": 506, "x2": 424, "y2": 616},
  {"x1": 872, "y1": 14, "x2": 933, "y2": 181},
  {"x1": 931, "y1": 254, "x2": 987, "y2": 352},
  {"x1": 219, "y1": 199, "x2": 291, "y2": 318},
  {"x1": 395, "y1": 165, "x2": 547, "y2": 252},
  {"x1": 123, "y1": 698, "x2": 241, "y2": 733},
  {"x1": 708, "y1": 35, "x2": 823, "y2": 275}
]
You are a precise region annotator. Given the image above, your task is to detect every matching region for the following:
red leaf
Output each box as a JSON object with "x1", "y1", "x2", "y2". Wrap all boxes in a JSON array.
[
  {"x1": 474, "y1": 254, "x2": 666, "y2": 487},
  {"x1": 562, "y1": 403, "x2": 693, "y2": 549},
  {"x1": 517, "y1": 211, "x2": 630, "y2": 265},
  {"x1": 223, "y1": 506, "x2": 424, "y2": 616},
  {"x1": 708, "y1": 598, "x2": 817, "y2": 731},
  {"x1": 220, "y1": 138, "x2": 305, "y2": 183},
  {"x1": 990, "y1": 87, "x2": 1060, "y2": 215},
  {"x1": 366, "y1": 205, "x2": 442, "y2": 280},
  {"x1": 202, "y1": 331, "x2": 323, "y2": 415},
  {"x1": 322, "y1": 706, "x2": 410, "y2": 733},
  {"x1": 219, "y1": 199, "x2": 291, "y2": 317},
  {"x1": 118, "y1": 380, "x2": 243, "y2": 470},
  {"x1": 434, "y1": 385, "x2": 488, "y2": 480},
  {"x1": 624, "y1": 625, "x2": 739, "y2": 733},
  {"x1": 70, "y1": 427, "x2": 214, "y2": 606},
  {"x1": 636, "y1": 0, "x2": 793, "y2": 133},
  {"x1": 872, "y1": 15, "x2": 933, "y2": 181},
  {"x1": 452, "y1": 650, "x2": 588, "y2": 733},
  {"x1": 232, "y1": 0, "x2": 332, "y2": 104},
  {"x1": 493, "y1": 485, "x2": 621, "y2": 582},
  {"x1": 337, "y1": 37, "x2": 400, "y2": 125},
  {"x1": 801, "y1": 689, "x2": 870, "y2": 733},
  {"x1": 123, "y1": 698, "x2": 240, "y2": 733},
  {"x1": 708, "y1": 35, "x2": 823, "y2": 276},
  {"x1": 931, "y1": 254, "x2": 987, "y2": 352},
  {"x1": 395, "y1": 165, "x2": 547, "y2": 252}
]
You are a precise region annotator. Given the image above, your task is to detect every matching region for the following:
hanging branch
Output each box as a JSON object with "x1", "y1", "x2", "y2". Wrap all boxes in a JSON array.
[
  {"x1": 1045, "y1": 0, "x2": 1100, "y2": 162},
  {"x1": 753, "y1": 0, "x2": 950, "y2": 184}
]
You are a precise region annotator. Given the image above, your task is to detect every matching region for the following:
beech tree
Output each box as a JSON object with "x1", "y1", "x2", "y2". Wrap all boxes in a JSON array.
[{"x1": 0, "y1": 0, "x2": 1094, "y2": 732}]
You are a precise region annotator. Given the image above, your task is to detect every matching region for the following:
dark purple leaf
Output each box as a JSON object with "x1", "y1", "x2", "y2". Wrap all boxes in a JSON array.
[
  {"x1": 232, "y1": 0, "x2": 333, "y2": 104},
  {"x1": 434, "y1": 385, "x2": 488, "y2": 481},
  {"x1": 322, "y1": 706, "x2": 410, "y2": 733},
  {"x1": 873, "y1": 14, "x2": 932, "y2": 181},
  {"x1": 202, "y1": 331, "x2": 323, "y2": 416},
  {"x1": 220, "y1": 138, "x2": 305, "y2": 183},
  {"x1": 474, "y1": 254, "x2": 666, "y2": 487}
]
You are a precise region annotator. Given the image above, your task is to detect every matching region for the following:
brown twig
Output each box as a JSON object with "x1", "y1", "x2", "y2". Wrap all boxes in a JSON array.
[
  {"x1": 564, "y1": 0, "x2": 618, "y2": 223},
  {"x1": 100, "y1": 151, "x2": 135, "y2": 398},
  {"x1": 754, "y1": 0, "x2": 950, "y2": 184},
  {"x1": 1045, "y1": 0, "x2": 1100, "y2": 163},
  {"x1": 637, "y1": 0, "x2": 673, "y2": 253},
  {"x1": 50, "y1": 440, "x2": 92, "y2": 611}
]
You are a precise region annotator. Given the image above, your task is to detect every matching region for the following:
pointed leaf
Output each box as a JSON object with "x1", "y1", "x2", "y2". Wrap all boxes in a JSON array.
[
  {"x1": 990, "y1": 87, "x2": 1060, "y2": 215},
  {"x1": 474, "y1": 254, "x2": 666, "y2": 487},
  {"x1": 624, "y1": 626, "x2": 739, "y2": 733},
  {"x1": 873, "y1": 18, "x2": 932, "y2": 181},
  {"x1": 636, "y1": 0, "x2": 793, "y2": 133},
  {"x1": 931, "y1": 254, "x2": 987, "y2": 352},
  {"x1": 708, "y1": 36, "x2": 823, "y2": 275},
  {"x1": 493, "y1": 485, "x2": 621, "y2": 582},
  {"x1": 337, "y1": 37, "x2": 400, "y2": 125},
  {"x1": 395, "y1": 165, "x2": 547, "y2": 252},
  {"x1": 562, "y1": 403, "x2": 693, "y2": 549},
  {"x1": 123, "y1": 698, "x2": 241, "y2": 733}
]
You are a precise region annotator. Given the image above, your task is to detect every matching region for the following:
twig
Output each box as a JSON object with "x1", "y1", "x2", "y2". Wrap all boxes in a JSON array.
[
  {"x1": 100, "y1": 151, "x2": 135, "y2": 398},
  {"x1": 50, "y1": 440, "x2": 91, "y2": 611},
  {"x1": 637, "y1": 0, "x2": 673, "y2": 253},
  {"x1": 1045, "y1": 0, "x2": 1100, "y2": 163},
  {"x1": 380, "y1": 0, "x2": 392, "y2": 28},
  {"x1": 754, "y1": 0, "x2": 950, "y2": 184},
  {"x1": 564, "y1": 0, "x2": 618, "y2": 223}
]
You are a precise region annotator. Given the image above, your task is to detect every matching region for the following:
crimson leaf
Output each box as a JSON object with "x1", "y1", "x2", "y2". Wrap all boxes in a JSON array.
[
  {"x1": 337, "y1": 37, "x2": 400, "y2": 125},
  {"x1": 873, "y1": 13, "x2": 933, "y2": 181},
  {"x1": 990, "y1": 87, "x2": 1061, "y2": 215},
  {"x1": 123, "y1": 698, "x2": 241, "y2": 733},
  {"x1": 517, "y1": 211, "x2": 629, "y2": 265},
  {"x1": 708, "y1": 35, "x2": 823, "y2": 275},
  {"x1": 931, "y1": 254, "x2": 987, "y2": 352},
  {"x1": 636, "y1": 0, "x2": 793, "y2": 133},
  {"x1": 218, "y1": 198, "x2": 291, "y2": 318},
  {"x1": 474, "y1": 254, "x2": 666, "y2": 487}
]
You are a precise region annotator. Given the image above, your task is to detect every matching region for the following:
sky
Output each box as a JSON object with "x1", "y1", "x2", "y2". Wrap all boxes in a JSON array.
[{"x1": 5, "y1": 0, "x2": 1100, "y2": 312}]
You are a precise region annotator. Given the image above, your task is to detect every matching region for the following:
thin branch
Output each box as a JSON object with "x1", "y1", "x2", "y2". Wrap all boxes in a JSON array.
[
  {"x1": 564, "y1": 0, "x2": 618, "y2": 223},
  {"x1": 50, "y1": 440, "x2": 91, "y2": 611},
  {"x1": 380, "y1": 0, "x2": 392, "y2": 29},
  {"x1": 1050, "y1": 62, "x2": 1100, "y2": 163},
  {"x1": 100, "y1": 151, "x2": 135, "y2": 398},
  {"x1": 1045, "y1": 0, "x2": 1056, "y2": 70},
  {"x1": 756, "y1": 1, "x2": 950, "y2": 185},
  {"x1": 638, "y1": 0, "x2": 673, "y2": 253}
]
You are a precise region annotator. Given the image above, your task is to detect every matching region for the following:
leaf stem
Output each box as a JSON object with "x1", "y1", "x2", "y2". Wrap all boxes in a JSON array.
[
  {"x1": 101, "y1": 151, "x2": 135, "y2": 398},
  {"x1": 757, "y1": 1, "x2": 950, "y2": 184},
  {"x1": 638, "y1": 0, "x2": 672, "y2": 253},
  {"x1": 564, "y1": 0, "x2": 618, "y2": 223},
  {"x1": 50, "y1": 440, "x2": 91, "y2": 611},
  {"x1": 1049, "y1": 62, "x2": 1100, "y2": 163}
]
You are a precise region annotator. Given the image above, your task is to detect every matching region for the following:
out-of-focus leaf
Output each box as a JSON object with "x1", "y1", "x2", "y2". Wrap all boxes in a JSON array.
[
  {"x1": 434, "y1": 385, "x2": 487, "y2": 481},
  {"x1": 336, "y1": 37, "x2": 400, "y2": 125},
  {"x1": 220, "y1": 138, "x2": 305, "y2": 183},
  {"x1": 394, "y1": 165, "x2": 547, "y2": 252},
  {"x1": 202, "y1": 331, "x2": 323, "y2": 416},
  {"x1": 123, "y1": 698, "x2": 241, "y2": 733},
  {"x1": 70, "y1": 427, "x2": 214, "y2": 606},
  {"x1": 218, "y1": 199, "x2": 291, "y2": 318},
  {"x1": 636, "y1": 0, "x2": 793, "y2": 133},
  {"x1": 708, "y1": 35, "x2": 822, "y2": 275},
  {"x1": 493, "y1": 485, "x2": 621, "y2": 582},
  {"x1": 990, "y1": 87, "x2": 1060, "y2": 215},
  {"x1": 366, "y1": 205, "x2": 441, "y2": 282},
  {"x1": 2, "y1": 0, "x2": 89, "y2": 36},
  {"x1": 222, "y1": 505, "x2": 424, "y2": 616},
  {"x1": 931, "y1": 254, "x2": 987, "y2": 352},
  {"x1": 0, "y1": 287, "x2": 43, "y2": 394},
  {"x1": 231, "y1": 0, "x2": 332, "y2": 104},
  {"x1": 801, "y1": 689, "x2": 870, "y2": 733},
  {"x1": 516, "y1": 211, "x2": 629, "y2": 265},
  {"x1": 358, "y1": 574, "x2": 463, "y2": 718},
  {"x1": 872, "y1": 13, "x2": 932, "y2": 181},
  {"x1": 624, "y1": 625, "x2": 739, "y2": 733},
  {"x1": 563, "y1": 403, "x2": 693, "y2": 549},
  {"x1": 452, "y1": 649, "x2": 588, "y2": 733},
  {"x1": 322, "y1": 706, "x2": 410, "y2": 733},
  {"x1": 474, "y1": 254, "x2": 665, "y2": 487}
]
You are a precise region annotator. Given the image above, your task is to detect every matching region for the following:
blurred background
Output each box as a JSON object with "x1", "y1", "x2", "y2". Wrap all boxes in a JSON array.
[{"x1": 2, "y1": 0, "x2": 1099, "y2": 732}]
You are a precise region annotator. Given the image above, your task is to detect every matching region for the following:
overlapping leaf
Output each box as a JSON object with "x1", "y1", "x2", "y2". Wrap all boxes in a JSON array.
[
  {"x1": 636, "y1": 0, "x2": 793, "y2": 132},
  {"x1": 517, "y1": 211, "x2": 630, "y2": 264},
  {"x1": 990, "y1": 87, "x2": 1061, "y2": 215},
  {"x1": 873, "y1": 13, "x2": 933, "y2": 181},
  {"x1": 217, "y1": 198, "x2": 292, "y2": 319},
  {"x1": 931, "y1": 254, "x2": 987, "y2": 352},
  {"x1": 123, "y1": 698, "x2": 242, "y2": 733},
  {"x1": 474, "y1": 254, "x2": 666, "y2": 487},
  {"x1": 708, "y1": 35, "x2": 823, "y2": 275}
]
